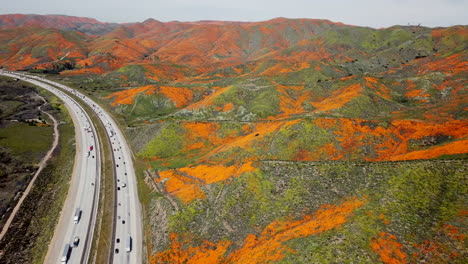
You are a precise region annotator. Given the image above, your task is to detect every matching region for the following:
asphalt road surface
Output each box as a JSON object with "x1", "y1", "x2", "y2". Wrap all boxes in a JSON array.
[{"x1": 0, "y1": 70, "x2": 142, "y2": 264}]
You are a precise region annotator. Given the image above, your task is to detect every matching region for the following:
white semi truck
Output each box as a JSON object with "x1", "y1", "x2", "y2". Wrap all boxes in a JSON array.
[
  {"x1": 61, "y1": 243, "x2": 71, "y2": 263},
  {"x1": 126, "y1": 236, "x2": 132, "y2": 252}
]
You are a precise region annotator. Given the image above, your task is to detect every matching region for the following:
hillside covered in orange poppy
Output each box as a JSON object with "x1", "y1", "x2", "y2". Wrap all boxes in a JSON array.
[{"x1": 1, "y1": 14, "x2": 467, "y2": 264}]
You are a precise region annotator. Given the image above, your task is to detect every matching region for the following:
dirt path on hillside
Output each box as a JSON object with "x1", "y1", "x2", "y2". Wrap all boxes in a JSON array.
[{"x1": 0, "y1": 95, "x2": 59, "y2": 241}]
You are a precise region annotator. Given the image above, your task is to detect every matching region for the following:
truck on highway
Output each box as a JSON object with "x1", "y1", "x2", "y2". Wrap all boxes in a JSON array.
[
  {"x1": 74, "y1": 208, "x2": 81, "y2": 224},
  {"x1": 61, "y1": 243, "x2": 71, "y2": 263},
  {"x1": 126, "y1": 236, "x2": 132, "y2": 252}
]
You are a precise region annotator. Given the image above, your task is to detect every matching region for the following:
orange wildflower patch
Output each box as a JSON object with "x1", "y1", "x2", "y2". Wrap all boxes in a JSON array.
[
  {"x1": 151, "y1": 197, "x2": 365, "y2": 264},
  {"x1": 412, "y1": 220, "x2": 466, "y2": 263},
  {"x1": 144, "y1": 64, "x2": 188, "y2": 82},
  {"x1": 158, "y1": 162, "x2": 256, "y2": 203},
  {"x1": 423, "y1": 95, "x2": 467, "y2": 121},
  {"x1": 180, "y1": 122, "x2": 261, "y2": 160},
  {"x1": 60, "y1": 67, "x2": 105, "y2": 75},
  {"x1": 432, "y1": 26, "x2": 468, "y2": 39},
  {"x1": 222, "y1": 102, "x2": 234, "y2": 112},
  {"x1": 150, "y1": 233, "x2": 231, "y2": 264},
  {"x1": 159, "y1": 86, "x2": 194, "y2": 108},
  {"x1": 405, "y1": 89, "x2": 429, "y2": 98},
  {"x1": 311, "y1": 83, "x2": 362, "y2": 112},
  {"x1": 413, "y1": 241, "x2": 452, "y2": 263},
  {"x1": 317, "y1": 143, "x2": 344, "y2": 160},
  {"x1": 226, "y1": 197, "x2": 364, "y2": 263},
  {"x1": 105, "y1": 85, "x2": 195, "y2": 107},
  {"x1": 389, "y1": 139, "x2": 468, "y2": 161},
  {"x1": 418, "y1": 53, "x2": 467, "y2": 75},
  {"x1": 364, "y1": 76, "x2": 378, "y2": 84},
  {"x1": 7, "y1": 54, "x2": 39, "y2": 70},
  {"x1": 376, "y1": 83, "x2": 391, "y2": 99},
  {"x1": 261, "y1": 61, "x2": 311, "y2": 76},
  {"x1": 180, "y1": 162, "x2": 255, "y2": 184},
  {"x1": 314, "y1": 118, "x2": 337, "y2": 129},
  {"x1": 105, "y1": 85, "x2": 157, "y2": 106},
  {"x1": 391, "y1": 119, "x2": 468, "y2": 139},
  {"x1": 184, "y1": 142, "x2": 206, "y2": 151},
  {"x1": 371, "y1": 232, "x2": 408, "y2": 264},
  {"x1": 183, "y1": 122, "x2": 223, "y2": 145},
  {"x1": 404, "y1": 80, "x2": 431, "y2": 101},
  {"x1": 186, "y1": 86, "x2": 229, "y2": 110},
  {"x1": 232, "y1": 67, "x2": 244, "y2": 74},
  {"x1": 294, "y1": 149, "x2": 311, "y2": 161},
  {"x1": 157, "y1": 170, "x2": 206, "y2": 203},
  {"x1": 435, "y1": 78, "x2": 467, "y2": 93},
  {"x1": 340, "y1": 75, "x2": 356, "y2": 81},
  {"x1": 378, "y1": 214, "x2": 391, "y2": 225},
  {"x1": 406, "y1": 79, "x2": 416, "y2": 90},
  {"x1": 276, "y1": 84, "x2": 311, "y2": 117},
  {"x1": 198, "y1": 120, "x2": 299, "y2": 162},
  {"x1": 442, "y1": 224, "x2": 465, "y2": 241},
  {"x1": 312, "y1": 118, "x2": 468, "y2": 161},
  {"x1": 75, "y1": 57, "x2": 94, "y2": 68},
  {"x1": 365, "y1": 77, "x2": 391, "y2": 99}
]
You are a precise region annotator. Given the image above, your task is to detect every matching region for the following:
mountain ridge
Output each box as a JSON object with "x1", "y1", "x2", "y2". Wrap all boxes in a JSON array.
[{"x1": 0, "y1": 14, "x2": 119, "y2": 35}]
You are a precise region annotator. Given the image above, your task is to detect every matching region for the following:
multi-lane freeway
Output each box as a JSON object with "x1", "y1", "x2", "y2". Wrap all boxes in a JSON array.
[{"x1": 0, "y1": 70, "x2": 142, "y2": 264}]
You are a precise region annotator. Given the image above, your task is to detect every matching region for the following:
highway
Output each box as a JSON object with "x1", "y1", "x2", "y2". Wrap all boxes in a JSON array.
[
  {"x1": 0, "y1": 70, "x2": 142, "y2": 264},
  {"x1": 0, "y1": 70, "x2": 100, "y2": 263}
]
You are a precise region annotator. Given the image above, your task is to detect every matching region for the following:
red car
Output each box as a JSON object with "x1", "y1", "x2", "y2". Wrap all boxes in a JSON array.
[{"x1": 90, "y1": 145, "x2": 93, "y2": 151}]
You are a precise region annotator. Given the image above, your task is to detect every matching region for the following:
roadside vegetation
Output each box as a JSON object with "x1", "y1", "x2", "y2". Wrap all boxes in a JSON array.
[
  {"x1": 0, "y1": 76, "x2": 54, "y2": 229},
  {"x1": 0, "y1": 77, "x2": 75, "y2": 263}
]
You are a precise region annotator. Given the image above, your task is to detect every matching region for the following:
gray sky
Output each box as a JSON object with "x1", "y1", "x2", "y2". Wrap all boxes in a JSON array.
[{"x1": 1, "y1": 0, "x2": 467, "y2": 28}]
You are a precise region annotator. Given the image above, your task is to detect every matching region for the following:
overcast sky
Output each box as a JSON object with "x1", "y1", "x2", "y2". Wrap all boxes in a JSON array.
[{"x1": 1, "y1": 0, "x2": 467, "y2": 28}]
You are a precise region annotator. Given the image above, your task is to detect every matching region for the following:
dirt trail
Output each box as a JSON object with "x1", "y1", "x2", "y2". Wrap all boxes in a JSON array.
[{"x1": 0, "y1": 95, "x2": 59, "y2": 241}]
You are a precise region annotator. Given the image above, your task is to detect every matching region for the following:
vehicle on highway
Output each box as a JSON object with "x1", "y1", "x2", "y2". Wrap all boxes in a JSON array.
[
  {"x1": 61, "y1": 243, "x2": 71, "y2": 263},
  {"x1": 0, "y1": 71, "x2": 141, "y2": 263},
  {"x1": 126, "y1": 236, "x2": 132, "y2": 252},
  {"x1": 73, "y1": 236, "x2": 80, "y2": 247},
  {"x1": 74, "y1": 208, "x2": 81, "y2": 224}
]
